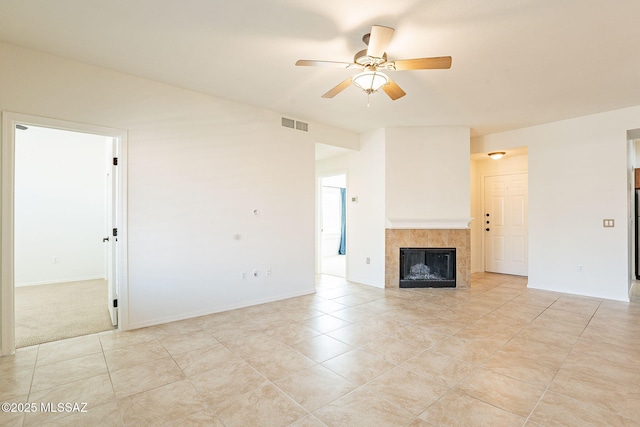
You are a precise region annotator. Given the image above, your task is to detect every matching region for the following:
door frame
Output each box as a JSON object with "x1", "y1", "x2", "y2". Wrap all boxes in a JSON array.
[
  {"x1": 481, "y1": 170, "x2": 529, "y2": 274},
  {"x1": 1, "y1": 112, "x2": 129, "y2": 355},
  {"x1": 316, "y1": 171, "x2": 348, "y2": 278}
]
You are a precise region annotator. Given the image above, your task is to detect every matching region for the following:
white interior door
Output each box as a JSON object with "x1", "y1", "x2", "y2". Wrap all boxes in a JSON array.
[
  {"x1": 484, "y1": 173, "x2": 528, "y2": 276},
  {"x1": 105, "y1": 138, "x2": 118, "y2": 326}
]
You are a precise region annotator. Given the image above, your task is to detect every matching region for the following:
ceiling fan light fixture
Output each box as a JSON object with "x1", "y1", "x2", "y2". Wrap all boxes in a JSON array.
[
  {"x1": 488, "y1": 151, "x2": 506, "y2": 160},
  {"x1": 353, "y1": 70, "x2": 389, "y2": 94}
]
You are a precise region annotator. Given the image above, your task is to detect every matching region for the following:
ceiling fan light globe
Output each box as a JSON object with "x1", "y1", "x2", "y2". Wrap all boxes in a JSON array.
[{"x1": 353, "y1": 71, "x2": 389, "y2": 93}]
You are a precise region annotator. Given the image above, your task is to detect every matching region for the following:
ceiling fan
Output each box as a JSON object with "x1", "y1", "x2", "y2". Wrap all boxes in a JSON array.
[{"x1": 296, "y1": 25, "x2": 452, "y2": 101}]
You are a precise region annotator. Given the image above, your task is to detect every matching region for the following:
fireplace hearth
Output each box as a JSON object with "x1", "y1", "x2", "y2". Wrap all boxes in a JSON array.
[{"x1": 400, "y1": 248, "x2": 456, "y2": 288}]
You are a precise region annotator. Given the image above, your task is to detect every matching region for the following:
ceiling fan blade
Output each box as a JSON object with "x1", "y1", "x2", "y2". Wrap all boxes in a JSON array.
[
  {"x1": 296, "y1": 60, "x2": 355, "y2": 68},
  {"x1": 392, "y1": 56, "x2": 452, "y2": 70},
  {"x1": 366, "y1": 25, "x2": 394, "y2": 58},
  {"x1": 322, "y1": 77, "x2": 353, "y2": 98},
  {"x1": 382, "y1": 78, "x2": 406, "y2": 100}
]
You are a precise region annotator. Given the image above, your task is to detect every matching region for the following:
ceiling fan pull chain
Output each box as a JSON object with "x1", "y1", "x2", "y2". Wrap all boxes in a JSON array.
[{"x1": 367, "y1": 93, "x2": 371, "y2": 107}]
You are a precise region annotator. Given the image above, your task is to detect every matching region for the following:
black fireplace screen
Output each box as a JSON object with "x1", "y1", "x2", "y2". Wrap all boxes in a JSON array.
[{"x1": 400, "y1": 248, "x2": 456, "y2": 288}]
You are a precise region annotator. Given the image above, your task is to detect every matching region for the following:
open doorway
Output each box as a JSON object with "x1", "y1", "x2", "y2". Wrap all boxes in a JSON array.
[
  {"x1": 319, "y1": 173, "x2": 347, "y2": 278},
  {"x1": 1, "y1": 112, "x2": 128, "y2": 355},
  {"x1": 14, "y1": 125, "x2": 115, "y2": 347}
]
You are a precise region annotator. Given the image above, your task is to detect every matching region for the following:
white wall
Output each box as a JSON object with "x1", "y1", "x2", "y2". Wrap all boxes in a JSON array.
[
  {"x1": 473, "y1": 107, "x2": 640, "y2": 301},
  {"x1": 345, "y1": 130, "x2": 386, "y2": 287},
  {"x1": 14, "y1": 126, "x2": 107, "y2": 286},
  {"x1": 470, "y1": 153, "x2": 528, "y2": 273},
  {"x1": 0, "y1": 42, "x2": 358, "y2": 328},
  {"x1": 385, "y1": 127, "x2": 471, "y2": 220}
]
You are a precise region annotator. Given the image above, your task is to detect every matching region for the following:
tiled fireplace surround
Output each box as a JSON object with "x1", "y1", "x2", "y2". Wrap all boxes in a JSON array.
[{"x1": 385, "y1": 226, "x2": 471, "y2": 289}]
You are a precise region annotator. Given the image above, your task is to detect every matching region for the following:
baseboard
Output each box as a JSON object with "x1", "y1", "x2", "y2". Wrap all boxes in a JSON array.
[
  {"x1": 125, "y1": 287, "x2": 317, "y2": 331},
  {"x1": 15, "y1": 276, "x2": 105, "y2": 287}
]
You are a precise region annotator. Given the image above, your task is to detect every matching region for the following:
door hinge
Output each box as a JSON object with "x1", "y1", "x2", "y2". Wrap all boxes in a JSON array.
[
  {"x1": 113, "y1": 157, "x2": 118, "y2": 166},
  {"x1": 113, "y1": 298, "x2": 118, "y2": 308},
  {"x1": 112, "y1": 228, "x2": 118, "y2": 237}
]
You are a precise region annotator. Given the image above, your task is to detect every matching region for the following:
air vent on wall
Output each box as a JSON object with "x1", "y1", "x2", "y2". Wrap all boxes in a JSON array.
[
  {"x1": 281, "y1": 117, "x2": 295, "y2": 129},
  {"x1": 295, "y1": 121, "x2": 309, "y2": 132},
  {"x1": 281, "y1": 117, "x2": 309, "y2": 132}
]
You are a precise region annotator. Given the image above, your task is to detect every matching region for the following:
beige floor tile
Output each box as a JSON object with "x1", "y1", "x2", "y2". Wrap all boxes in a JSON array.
[
  {"x1": 31, "y1": 352, "x2": 107, "y2": 392},
  {"x1": 110, "y1": 356, "x2": 185, "y2": 399},
  {"x1": 363, "y1": 366, "x2": 449, "y2": 415},
  {"x1": 281, "y1": 307, "x2": 324, "y2": 322},
  {"x1": 571, "y1": 336, "x2": 640, "y2": 366},
  {"x1": 36, "y1": 334, "x2": 103, "y2": 366},
  {"x1": 358, "y1": 334, "x2": 424, "y2": 364},
  {"x1": 173, "y1": 343, "x2": 238, "y2": 377},
  {"x1": 98, "y1": 328, "x2": 158, "y2": 351},
  {"x1": 103, "y1": 339, "x2": 169, "y2": 372},
  {"x1": 264, "y1": 323, "x2": 321, "y2": 346},
  {"x1": 146, "y1": 317, "x2": 204, "y2": 337},
  {"x1": 390, "y1": 323, "x2": 449, "y2": 349},
  {"x1": 214, "y1": 384, "x2": 308, "y2": 427},
  {"x1": 549, "y1": 368, "x2": 640, "y2": 420},
  {"x1": 0, "y1": 369, "x2": 33, "y2": 400},
  {"x1": 224, "y1": 332, "x2": 291, "y2": 358},
  {"x1": 189, "y1": 358, "x2": 268, "y2": 408},
  {"x1": 420, "y1": 390, "x2": 525, "y2": 427},
  {"x1": 160, "y1": 409, "x2": 224, "y2": 426},
  {"x1": 326, "y1": 324, "x2": 378, "y2": 347},
  {"x1": 289, "y1": 414, "x2": 330, "y2": 427},
  {"x1": 291, "y1": 334, "x2": 353, "y2": 363},
  {"x1": 242, "y1": 344, "x2": 317, "y2": 381},
  {"x1": 400, "y1": 350, "x2": 475, "y2": 388},
  {"x1": 118, "y1": 380, "x2": 206, "y2": 426},
  {"x1": 45, "y1": 400, "x2": 123, "y2": 427},
  {"x1": 529, "y1": 391, "x2": 639, "y2": 427},
  {"x1": 329, "y1": 307, "x2": 377, "y2": 323},
  {"x1": 455, "y1": 367, "x2": 546, "y2": 418},
  {"x1": 313, "y1": 388, "x2": 415, "y2": 427},
  {"x1": 537, "y1": 307, "x2": 593, "y2": 326},
  {"x1": 311, "y1": 300, "x2": 349, "y2": 314},
  {"x1": 560, "y1": 351, "x2": 640, "y2": 388},
  {"x1": 25, "y1": 373, "x2": 116, "y2": 426},
  {"x1": 0, "y1": 347, "x2": 38, "y2": 375},
  {"x1": 0, "y1": 410, "x2": 24, "y2": 427},
  {"x1": 303, "y1": 314, "x2": 351, "y2": 333},
  {"x1": 550, "y1": 296, "x2": 602, "y2": 316},
  {"x1": 482, "y1": 350, "x2": 559, "y2": 387},
  {"x1": 321, "y1": 349, "x2": 395, "y2": 385},
  {"x1": 499, "y1": 335, "x2": 571, "y2": 368},
  {"x1": 429, "y1": 335, "x2": 501, "y2": 365},
  {"x1": 358, "y1": 316, "x2": 410, "y2": 337},
  {"x1": 159, "y1": 330, "x2": 218, "y2": 355},
  {"x1": 275, "y1": 364, "x2": 356, "y2": 412}
]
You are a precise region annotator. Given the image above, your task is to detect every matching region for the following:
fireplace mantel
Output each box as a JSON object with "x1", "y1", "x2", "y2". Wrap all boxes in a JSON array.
[{"x1": 385, "y1": 218, "x2": 473, "y2": 230}]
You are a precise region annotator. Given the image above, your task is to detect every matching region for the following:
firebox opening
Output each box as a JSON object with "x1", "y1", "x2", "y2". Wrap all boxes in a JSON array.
[{"x1": 399, "y1": 248, "x2": 456, "y2": 288}]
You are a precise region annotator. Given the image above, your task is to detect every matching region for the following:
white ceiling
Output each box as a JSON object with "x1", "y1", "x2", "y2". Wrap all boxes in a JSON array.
[{"x1": 2, "y1": 0, "x2": 640, "y2": 138}]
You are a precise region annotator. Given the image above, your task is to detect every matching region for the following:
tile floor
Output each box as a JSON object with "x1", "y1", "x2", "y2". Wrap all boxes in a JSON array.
[{"x1": 1, "y1": 273, "x2": 639, "y2": 426}]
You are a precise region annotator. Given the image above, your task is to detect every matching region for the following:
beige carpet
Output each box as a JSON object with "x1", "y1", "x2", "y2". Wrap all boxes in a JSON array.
[{"x1": 15, "y1": 279, "x2": 116, "y2": 348}]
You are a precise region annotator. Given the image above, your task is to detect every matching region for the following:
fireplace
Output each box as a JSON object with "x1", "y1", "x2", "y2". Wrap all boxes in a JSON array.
[{"x1": 399, "y1": 248, "x2": 456, "y2": 288}]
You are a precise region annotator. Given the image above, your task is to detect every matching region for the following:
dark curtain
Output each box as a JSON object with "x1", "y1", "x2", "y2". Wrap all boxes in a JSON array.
[{"x1": 338, "y1": 187, "x2": 347, "y2": 255}]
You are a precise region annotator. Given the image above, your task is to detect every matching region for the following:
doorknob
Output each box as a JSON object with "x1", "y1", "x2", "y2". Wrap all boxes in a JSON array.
[
  {"x1": 485, "y1": 228, "x2": 490, "y2": 231},
  {"x1": 102, "y1": 237, "x2": 110, "y2": 242}
]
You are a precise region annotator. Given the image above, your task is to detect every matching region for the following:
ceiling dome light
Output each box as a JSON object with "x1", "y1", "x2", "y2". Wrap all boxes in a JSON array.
[
  {"x1": 353, "y1": 70, "x2": 389, "y2": 94},
  {"x1": 488, "y1": 151, "x2": 506, "y2": 160}
]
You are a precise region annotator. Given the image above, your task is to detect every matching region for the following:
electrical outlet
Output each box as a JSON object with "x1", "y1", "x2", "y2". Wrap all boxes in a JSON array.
[
  {"x1": 266, "y1": 268, "x2": 271, "y2": 276},
  {"x1": 241, "y1": 272, "x2": 246, "y2": 280},
  {"x1": 53, "y1": 256, "x2": 59, "y2": 264},
  {"x1": 578, "y1": 264, "x2": 584, "y2": 272}
]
